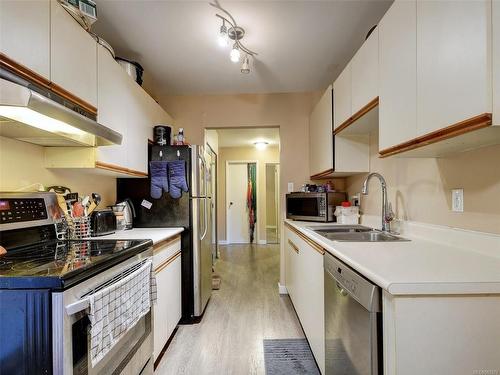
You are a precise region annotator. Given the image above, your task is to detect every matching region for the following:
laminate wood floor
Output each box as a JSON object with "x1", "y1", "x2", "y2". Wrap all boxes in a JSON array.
[{"x1": 155, "y1": 243, "x2": 304, "y2": 375}]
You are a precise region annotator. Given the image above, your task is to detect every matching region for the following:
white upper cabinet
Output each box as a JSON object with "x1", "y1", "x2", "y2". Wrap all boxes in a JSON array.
[
  {"x1": 378, "y1": 0, "x2": 417, "y2": 151},
  {"x1": 333, "y1": 63, "x2": 352, "y2": 130},
  {"x1": 96, "y1": 44, "x2": 173, "y2": 174},
  {"x1": 309, "y1": 86, "x2": 333, "y2": 177},
  {"x1": 96, "y1": 45, "x2": 130, "y2": 167},
  {"x1": 416, "y1": 0, "x2": 492, "y2": 137},
  {"x1": 351, "y1": 27, "x2": 379, "y2": 114},
  {"x1": 0, "y1": 0, "x2": 50, "y2": 79},
  {"x1": 50, "y1": 0, "x2": 97, "y2": 106}
]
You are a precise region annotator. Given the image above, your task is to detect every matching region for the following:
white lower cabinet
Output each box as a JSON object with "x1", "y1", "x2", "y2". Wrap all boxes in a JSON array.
[
  {"x1": 153, "y1": 236, "x2": 182, "y2": 362},
  {"x1": 383, "y1": 291, "x2": 500, "y2": 375},
  {"x1": 284, "y1": 224, "x2": 325, "y2": 374}
]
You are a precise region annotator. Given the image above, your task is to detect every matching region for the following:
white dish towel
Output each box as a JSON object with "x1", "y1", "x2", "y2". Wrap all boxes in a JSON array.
[{"x1": 88, "y1": 259, "x2": 156, "y2": 367}]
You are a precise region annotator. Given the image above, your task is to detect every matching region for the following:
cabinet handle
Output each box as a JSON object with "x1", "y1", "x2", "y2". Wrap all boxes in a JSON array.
[{"x1": 288, "y1": 239, "x2": 299, "y2": 254}]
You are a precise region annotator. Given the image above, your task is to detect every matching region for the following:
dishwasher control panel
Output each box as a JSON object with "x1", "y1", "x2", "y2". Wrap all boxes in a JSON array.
[{"x1": 324, "y1": 252, "x2": 381, "y2": 312}]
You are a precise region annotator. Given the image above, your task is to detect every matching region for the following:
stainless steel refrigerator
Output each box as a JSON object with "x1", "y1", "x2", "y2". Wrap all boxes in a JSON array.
[{"x1": 117, "y1": 145, "x2": 214, "y2": 322}]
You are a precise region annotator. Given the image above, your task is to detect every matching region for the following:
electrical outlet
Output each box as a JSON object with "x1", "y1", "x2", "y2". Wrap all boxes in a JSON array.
[
  {"x1": 287, "y1": 182, "x2": 294, "y2": 193},
  {"x1": 451, "y1": 189, "x2": 464, "y2": 212}
]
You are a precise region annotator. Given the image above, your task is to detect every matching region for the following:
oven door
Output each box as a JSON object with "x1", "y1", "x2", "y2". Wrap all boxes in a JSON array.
[
  {"x1": 52, "y1": 250, "x2": 154, "y2": 375},
  {"x1": 286, "y1": 194, "x2": 328, "y2": 222}
]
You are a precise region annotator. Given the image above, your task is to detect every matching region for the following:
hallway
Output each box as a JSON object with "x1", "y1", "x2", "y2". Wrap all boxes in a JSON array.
[{"x1": 156, "y1": 244, "x2": 305, "y2": 374}]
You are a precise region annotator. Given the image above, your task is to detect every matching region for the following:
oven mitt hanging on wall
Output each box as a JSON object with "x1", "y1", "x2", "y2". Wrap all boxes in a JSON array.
[
  {"x1": 168, "y1": 160, "x2": 189, "y2": 199},
  {"x1": 149, "y1": 161, "x2": 169, "y2": 199}
]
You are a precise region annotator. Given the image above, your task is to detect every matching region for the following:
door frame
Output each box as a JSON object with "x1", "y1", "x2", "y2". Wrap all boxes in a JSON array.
[
  {"x1": 226, "y1": 160, "x2": 259, "y2": 244},
  {"x1": 265, "y1": 162, "x2": 280, "y2": 243}
]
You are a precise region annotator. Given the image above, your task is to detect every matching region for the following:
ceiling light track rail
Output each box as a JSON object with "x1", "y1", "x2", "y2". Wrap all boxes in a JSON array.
[{"x1": 209, "y1": 0, "x2": 258, "y2": 73}]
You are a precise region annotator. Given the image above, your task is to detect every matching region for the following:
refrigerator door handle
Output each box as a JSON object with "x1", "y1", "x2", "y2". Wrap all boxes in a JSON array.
[{"x1": 201, "y1": 197, "x2": 208, "y2": 240}]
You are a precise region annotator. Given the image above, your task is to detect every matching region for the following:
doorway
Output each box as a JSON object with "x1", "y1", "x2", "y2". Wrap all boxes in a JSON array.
[
  {"x1": 226, "y1": 161, "x2": 257, "y2": 244},
  {"x1": 265, "y1": 163, "x2": 280, "y2": 244}
]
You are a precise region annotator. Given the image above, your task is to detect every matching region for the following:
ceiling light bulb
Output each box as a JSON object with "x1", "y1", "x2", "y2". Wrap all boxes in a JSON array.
[
  {"x1": 254, "y1": 141, "x2": 268, "y2": 150},
  {"x1": 218, "y1": 23, "x2": 229, "y2": 47},
  {"x1": 230, "y1": 44, "x2": 241, "y2": 63},
  {"x1": 241, "y1": 55, "x2": 250, "y2": 74}
]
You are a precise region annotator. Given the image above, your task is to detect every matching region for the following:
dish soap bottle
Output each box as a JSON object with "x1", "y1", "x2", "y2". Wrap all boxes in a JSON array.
[{"x1": 176, "y1": 128, "x2": 185, "y2": 145}]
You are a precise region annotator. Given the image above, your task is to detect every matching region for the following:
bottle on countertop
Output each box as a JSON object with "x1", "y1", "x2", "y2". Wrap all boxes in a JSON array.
[{"x1": 176, "y1": 128, "x2": 185, "y2": 145}]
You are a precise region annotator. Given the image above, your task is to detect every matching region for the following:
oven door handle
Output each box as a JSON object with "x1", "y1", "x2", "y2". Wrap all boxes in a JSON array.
[{"x1": 65, "y1": 298, "x2": 90, "y2": 316}]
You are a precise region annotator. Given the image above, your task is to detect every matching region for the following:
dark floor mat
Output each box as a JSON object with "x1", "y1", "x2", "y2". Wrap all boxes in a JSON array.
[{"x1": 263, "y1": 339, "x2": 320, "y2": 375}]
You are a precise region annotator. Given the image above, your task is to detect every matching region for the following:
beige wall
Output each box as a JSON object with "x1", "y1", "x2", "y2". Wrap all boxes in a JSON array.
[
  {"x1": 159, "y1": 92, "x2": 319, "y2": 281},
  {"x1": 218, "y1": 146, "x2": 279, "y2": 243},
  {"x1": 346, "y1": 133, "x2": 500, "y2": 235},
  {"x1": 159, "y1": 92, "x2": 318, "y2": 196},
  {"x1": 204, "y1": 129, "x2": 219, "y2": 155},
  {"x1": 0, "y1": 136, "x2": 117, "y2": 206}
]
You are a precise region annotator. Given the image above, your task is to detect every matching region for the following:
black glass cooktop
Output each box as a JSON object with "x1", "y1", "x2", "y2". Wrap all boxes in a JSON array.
[{"x1": 0, "y1": 239, "x2": 152, "y2": 290}]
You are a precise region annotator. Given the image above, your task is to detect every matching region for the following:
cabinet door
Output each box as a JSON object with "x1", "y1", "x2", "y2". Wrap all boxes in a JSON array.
[
  {"x1": 125, "y1": 87, "x2": 152, "y2": 174},
  {"x1": 416, "y1": 0, "x2": 491, "y2": 137},
  {"x1": 0, "y1": 0, "x2": 50, "y2": 79},
  {"x1": 285, "y1": 233, "x2": 298, "y2": 300},
  {"x1": 333, "y1": 63, "x2": 352, "y2": 130},
  {"x1": 96, "y1": 45, "x2": 129, "y2": 167},
  {"x1": 309, "y1": 86, "x2": 333, "y2": 177},
  {"x1": 378, "y1": 0, "x2": 417, "y2": 151},
  {"x1": 153, "y1": 268, "x2": 169, "y2": 360},
  {"x1": 50, "y1": 0, "x2": 97, "y2": 106},
  {"x1": 166, "y1": 255, "x2": 182, "y2": 336},
  {"x1": 295, "y1": 240, "x2": 325, "y2": 374},
  {"x1": 351, "y1": 28, "x2": 379, "y2": 114},
  {"x1": 286, "y1": 228, "x2": 325, "y2": 374}
]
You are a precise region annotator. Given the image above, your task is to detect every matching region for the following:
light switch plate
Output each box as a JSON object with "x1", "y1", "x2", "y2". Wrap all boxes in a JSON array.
[
  {"x1": 451, "y1": 189, "x2": 464, "y2": 212},
  {"x1": 287, "y1": 182, "x2": 294, "y2": 193}
]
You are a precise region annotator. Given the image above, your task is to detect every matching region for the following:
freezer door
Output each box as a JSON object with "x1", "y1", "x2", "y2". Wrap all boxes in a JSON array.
[{"x1": 192, "y1": 196, "x2": 212, "y2": 317}]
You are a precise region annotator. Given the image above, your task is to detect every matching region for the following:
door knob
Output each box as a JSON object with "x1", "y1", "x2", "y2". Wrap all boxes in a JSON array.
[{"x1": 229, "y1": 202, "x2": 233, "y2": 207}]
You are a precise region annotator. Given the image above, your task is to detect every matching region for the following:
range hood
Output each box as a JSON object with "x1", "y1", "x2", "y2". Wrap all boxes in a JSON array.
[{"x1": 0, "y1": 76, "x2": 122, "y2": 147}]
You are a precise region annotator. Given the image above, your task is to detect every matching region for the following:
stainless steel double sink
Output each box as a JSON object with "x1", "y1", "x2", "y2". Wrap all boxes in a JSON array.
[{"x1": 310, "y1": 225, "x2": 410, "y2": 242}]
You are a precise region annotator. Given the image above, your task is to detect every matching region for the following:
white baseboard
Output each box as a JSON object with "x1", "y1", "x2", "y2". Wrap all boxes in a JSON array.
[
  {"x1": 257, "y1": 239, "x2": 267, "y2": 245},
  {"x1": 278, "y1": 282, "x2": 288, "y2": 295},
  {"x1": 218, "y1": 240, "x2": 228, "y2": 245}
]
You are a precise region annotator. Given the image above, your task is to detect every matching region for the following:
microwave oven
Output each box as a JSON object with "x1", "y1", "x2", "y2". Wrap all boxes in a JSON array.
[{"x1": 286, "y1": 192, "x2": 347, "y2": 222}]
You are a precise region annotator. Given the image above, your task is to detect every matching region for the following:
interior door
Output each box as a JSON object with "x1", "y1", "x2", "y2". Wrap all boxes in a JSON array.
[{"x1": 227, "y1": 163, "x2": 249, "y2": 244}]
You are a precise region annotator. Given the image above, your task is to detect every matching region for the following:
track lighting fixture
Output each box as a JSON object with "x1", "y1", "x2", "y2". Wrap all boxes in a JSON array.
[
  {"x1": 210, "y1": 0, "x2": 258, "y2": 73},
  {"x1": 218, "y1": 21, "x2": 229, "y2": 47},
  {"x1": 230, "y1": 44, "x2": 241, "y2": 63},
  {"x1": 241, "y1": 55, "x2": 250, "y2": 74}
]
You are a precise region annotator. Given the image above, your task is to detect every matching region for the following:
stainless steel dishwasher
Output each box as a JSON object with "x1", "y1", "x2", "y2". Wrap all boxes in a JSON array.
[{"x1": 324, "y1": 252, "x2": 382, "y2": 375}]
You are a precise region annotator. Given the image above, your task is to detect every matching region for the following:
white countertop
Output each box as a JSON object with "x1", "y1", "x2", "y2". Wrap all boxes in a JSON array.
[
  {"x1": 92, "y1": 227, "x2": 184, "y2": 245},
  {"x1": 285, "y1": 218, "x2": 500, "y2": 296}
]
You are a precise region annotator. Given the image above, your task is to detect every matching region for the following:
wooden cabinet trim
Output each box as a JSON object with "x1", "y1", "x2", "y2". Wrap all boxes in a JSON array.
[
  {"x1": 310, "y1": 168, "x2": 334, "y2": 180},
  {"x1": 154, "y1": 250, "x2": 181, "y2": 273},
  {"x1": 334, "y1": 96, "x2": 379, "y2": 135},
  {"x1": 284, "y1": 222, "x2": 325, "y2": 255},
  {"x1": 153, "y1": 234, "x2": 181, "y2": 253},
  {"x1": 379, "y1": 112, "x2": 492, "y2": 158},
  {"x1": 95, "y1": 161, "x2": 148, "y2": 177},
  {"x1": 288, "y1": 239, "x2": 300, "y2": 254},
  {"x1": 0, "y1": 53, "x2": 97, "y2": 115}
]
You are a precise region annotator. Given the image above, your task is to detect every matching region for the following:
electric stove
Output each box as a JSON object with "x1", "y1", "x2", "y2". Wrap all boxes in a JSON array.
[{"x1": 0, "y1": 192, "x2": 154, "y2": 374}]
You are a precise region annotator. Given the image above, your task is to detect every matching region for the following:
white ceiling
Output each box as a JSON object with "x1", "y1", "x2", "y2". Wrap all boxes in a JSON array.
[
  {"x1": 93, "y1": 0, "x2": 392, "y2": 95},
  {"x1": 216, "y1": 127, "x2": 280, "y2": 148}
]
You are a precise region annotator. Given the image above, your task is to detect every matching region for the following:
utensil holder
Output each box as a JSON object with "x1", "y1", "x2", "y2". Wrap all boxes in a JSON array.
[{"x1": 68, "y1": 217, "x2": 91, "y2": 239}]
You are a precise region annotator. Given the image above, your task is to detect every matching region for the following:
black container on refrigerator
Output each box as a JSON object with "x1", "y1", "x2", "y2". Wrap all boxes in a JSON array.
[
  {"x1": 153, "y1": 125, "x2": 171, "y2": 146},
  {"x1": 117, "y1": 144, "x2": 214, "y2": 323}
]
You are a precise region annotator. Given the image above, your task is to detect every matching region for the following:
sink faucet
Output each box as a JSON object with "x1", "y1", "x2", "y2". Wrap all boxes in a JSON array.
[{"x1": 361, "y1": 172, "x2": 395, "y2": 232}]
